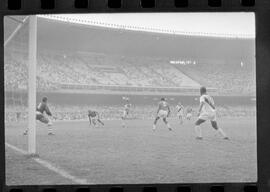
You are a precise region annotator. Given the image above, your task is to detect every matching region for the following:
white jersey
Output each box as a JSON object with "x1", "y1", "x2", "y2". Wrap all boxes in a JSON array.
[
  {"x1": 176, "y1": 104, "x2": 184, "y2": 116},
  {"x1": 124, "y1": 103, "x2": 131, "y2": 111},
  {"x1": 176, "y1": 105, "x2": 183, "y2": 112},
  {"x1": 200, "y1": 94, "x2": 215, "y2": 115},
  {"x1": 123, "y1": 103, "x2": 131, "y2": 117}
]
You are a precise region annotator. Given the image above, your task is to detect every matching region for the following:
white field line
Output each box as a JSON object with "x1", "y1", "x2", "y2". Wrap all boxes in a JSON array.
[{"x1": 5, "y1": 142, "x2": 88, "y2": 184}]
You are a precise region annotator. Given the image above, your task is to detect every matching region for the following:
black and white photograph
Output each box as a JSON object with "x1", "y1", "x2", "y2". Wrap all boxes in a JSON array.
[{"x1": 4, "y1": 13, "x2": 256, "y2": 185}]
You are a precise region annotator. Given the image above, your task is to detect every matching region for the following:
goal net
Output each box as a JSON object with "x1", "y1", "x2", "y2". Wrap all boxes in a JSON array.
[
  {"x1": 4, "y1": 16, "x2": 37, "y2": 155},
  {"x1": 4, "y1": 16, "x2": 29, "y2": 125}
]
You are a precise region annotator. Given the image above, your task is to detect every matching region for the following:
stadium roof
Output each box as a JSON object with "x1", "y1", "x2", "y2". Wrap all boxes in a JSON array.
[
  {"x1": 4, "y1": 14, "x2": 255, "y2": 60},
  {"x1": 38, "y1": 13, "x2": 255, "y2": 39}
]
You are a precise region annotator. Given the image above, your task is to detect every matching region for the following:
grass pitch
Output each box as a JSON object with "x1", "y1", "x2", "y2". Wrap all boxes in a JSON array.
[{"x1": 5, "y1": 117, "x2": 257, "y2": 185}]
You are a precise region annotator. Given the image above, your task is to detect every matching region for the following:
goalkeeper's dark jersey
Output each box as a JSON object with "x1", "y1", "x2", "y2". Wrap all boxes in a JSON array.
[
  {"x1": 37, "y1": 102, "x2": 52, "y2": 116},
  {"x1": 88, "y1": 110, "x2": 98, "y2": 118}
]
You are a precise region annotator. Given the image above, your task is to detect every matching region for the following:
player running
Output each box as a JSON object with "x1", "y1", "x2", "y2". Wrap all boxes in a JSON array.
[
  {"x1": 23, "y1": 96, "x2": 55, "y2": 136},
  {"x1": 176, "y1": 102, "x2": 184, "y2": 124},
  {"x1": 194, "y1": 87, "x2": 229, "y2": 140},
  {"x1": 153, "y1": 98, "x2": 172, "y2": 131},
  {"x1": 121, "y1": 97, "x2": 131, "y2": 128},
  {"x1": 88, "y1": 110, "x2": 104, "y2": 127}
]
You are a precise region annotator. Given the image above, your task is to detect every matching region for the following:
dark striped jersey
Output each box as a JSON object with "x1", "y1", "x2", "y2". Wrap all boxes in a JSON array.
[
  {"x1": 88, "y1": 110, "x2": 98, "y2": 117},
  {"x1": 37, "y1": 102, "x2": 52, "y2": 116}
]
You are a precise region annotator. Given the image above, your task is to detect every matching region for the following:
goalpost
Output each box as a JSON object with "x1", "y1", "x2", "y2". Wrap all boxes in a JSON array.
[
  {"x1": 4, "y1": 15, "x2": 37, "y2": 155},
  {"x1": 28, "y1": 15, "x2": 37, "y2": 155}
]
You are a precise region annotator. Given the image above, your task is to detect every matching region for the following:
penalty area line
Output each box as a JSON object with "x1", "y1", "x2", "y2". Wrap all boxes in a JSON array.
[{"x1": 5, "y1": 142, "x2": 88, "y2": 185}]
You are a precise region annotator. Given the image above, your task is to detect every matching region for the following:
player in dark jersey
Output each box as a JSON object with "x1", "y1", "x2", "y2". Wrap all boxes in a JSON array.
[
  {"x1": 153, "y1": 98, "x2": 172, "y2": 131},
  {"x1": 23, "y1": 96, "x2": 55, "y2": 135},
  {"x1": 88, "y1": 110, "x2": 104, "y2": 127}
]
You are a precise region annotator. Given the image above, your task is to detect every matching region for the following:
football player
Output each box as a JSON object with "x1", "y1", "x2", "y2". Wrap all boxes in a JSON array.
[
  {"x1": 23, "y1": 96, "x2": 55, "y2": 135},
  {"x1": 195, "y1": 87, "x2": 229, "y2": 140},
  {"x1": 153, "y1": 98, "x2": 172, "y2": 131},
  {"x1": 88, "y1": 110, "x2": 104, "y2": 127}
]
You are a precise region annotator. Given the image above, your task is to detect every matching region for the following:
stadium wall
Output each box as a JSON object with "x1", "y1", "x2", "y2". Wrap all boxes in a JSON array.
[{"x1": 5, "y1": 91, "x2": 256, "y2": 107}]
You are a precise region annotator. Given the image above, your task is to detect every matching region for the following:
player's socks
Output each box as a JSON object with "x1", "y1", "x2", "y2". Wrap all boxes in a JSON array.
[
  {"x1": 217, "y1": 128, "x2": 227, "y2": 139},
  {"x1": 167, "y1": 123, "x2": 172, "y2": 131},
  {"x1": 195, "y1": 126, "x2": 202, "y2": 138},
  {"x1": 152, "y1": 124, "x2": 156, "y2": 131},
  {"x1": 48, "y1": 124, "x2": 54, "y2": 135}
]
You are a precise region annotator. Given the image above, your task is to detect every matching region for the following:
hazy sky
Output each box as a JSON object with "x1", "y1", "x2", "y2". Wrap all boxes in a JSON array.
[{"x1": 39, "y1": 13, "x2": 255, "y2": 38}]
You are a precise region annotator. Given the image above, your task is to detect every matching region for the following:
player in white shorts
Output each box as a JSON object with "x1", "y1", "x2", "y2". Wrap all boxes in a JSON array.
[
  {"x1": 153, "y1": 98, "x2": 172, "y2": 131},
  {"x1": 176, "y1": 102, "x2": 184, "y2": 124},
  {"x1": 195, "y1": 87, "x2": 229, "y2": 140},
  {"x1": 121, "y1": 97, "x2": 131, "y2": 128}
]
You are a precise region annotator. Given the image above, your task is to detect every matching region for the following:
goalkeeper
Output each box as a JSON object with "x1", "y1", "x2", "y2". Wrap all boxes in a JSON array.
[{"x1": 23, "y1": 96, "x2": 55, "y2": 135}]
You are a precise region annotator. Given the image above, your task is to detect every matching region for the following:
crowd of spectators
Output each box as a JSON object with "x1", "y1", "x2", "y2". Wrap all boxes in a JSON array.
[
  {"x1": 177, "y1": 61, "x2": 255, "y2": 95},
  {"x1": 5, "y1": 48, "x2": 255, "y2": 95},
  {"x1": 4, "y1": 51, "x2": 28, "y2": 90},
  {"x1": 5, "y1": 49, "x2": 199, "y2": 90}
]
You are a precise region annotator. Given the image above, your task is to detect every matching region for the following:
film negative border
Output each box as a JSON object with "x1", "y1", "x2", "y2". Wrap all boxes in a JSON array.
[
  {"x1": 0, "y1": 0, "x2": 258, "y2": 13},
  {"x1": 1, "y1": 0, "x2": 270, "y2": 192},
  {"x1": 2, "y1": 184, "x2": 260, "y2": 192}
]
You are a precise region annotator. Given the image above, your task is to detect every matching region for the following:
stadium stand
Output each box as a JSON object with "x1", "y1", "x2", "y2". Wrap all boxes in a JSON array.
[
  {"x1": 176, "y1": 60, "x2": 255, "y2": 96},
  {"x1": 4, "y1": 47, "x2": 255, "y2": 95},
  {"x1": 4, "y1": 16, "x2": 255, "y2": 96},
  {"x1": 5, "y1": 48, "x2": 201, "y2": 90}
]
